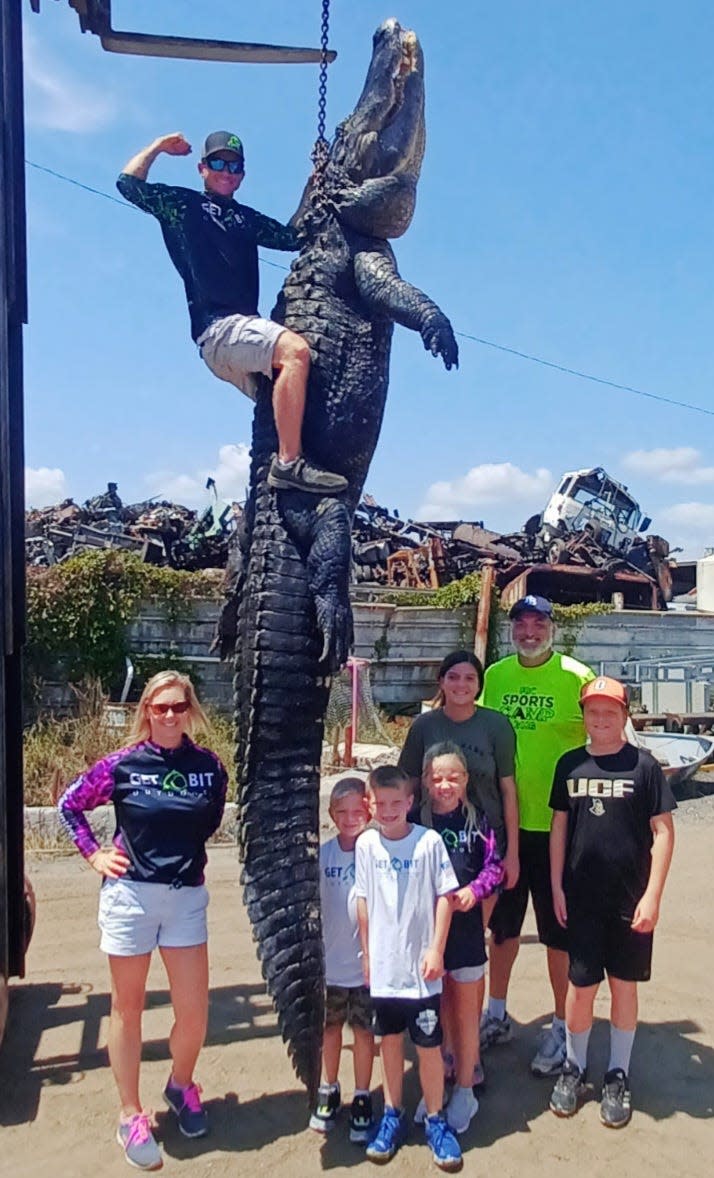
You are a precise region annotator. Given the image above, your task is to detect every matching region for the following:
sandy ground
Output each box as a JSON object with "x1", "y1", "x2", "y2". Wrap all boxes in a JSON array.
[{"x1": 1, "y1": 817, "x2": 713, "y2": 1178}]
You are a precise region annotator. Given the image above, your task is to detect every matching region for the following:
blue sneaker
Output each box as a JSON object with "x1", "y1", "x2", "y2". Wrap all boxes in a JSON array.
[
  {"x1": 365, "y1": 1107, "x2": 408, "y2": 1163},
  {"x1": 424, "y1": 1113, "x2": 463, "y2": 1172},
  {"x1": 163, "y1": 1076, "x2": 208, "y2": 1138}
]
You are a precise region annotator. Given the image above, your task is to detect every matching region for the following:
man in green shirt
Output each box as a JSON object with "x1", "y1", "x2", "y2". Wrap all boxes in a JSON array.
[{"x1": 479, "y1": 595, "x2": 594, "y2": 1076}]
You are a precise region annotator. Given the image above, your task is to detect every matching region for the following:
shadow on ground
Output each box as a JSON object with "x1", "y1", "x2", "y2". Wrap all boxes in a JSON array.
[{"x1": 0, "y1": 979, "x2": 278, "y2": 1127}]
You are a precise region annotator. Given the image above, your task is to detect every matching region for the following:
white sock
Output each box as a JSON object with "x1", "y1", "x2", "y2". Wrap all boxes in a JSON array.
[
  {"x1": 608, "y1": 1025, "x2": 636, "y2": 1075},
  {"x1": 276, "y1": 456, "x2": 297, "y2": 470},
  {"x1": 488, "y1": 997, "x2": 507, "y2": 1021},
  {"x1": 353, "y1": 1088, "x2": 369, "y2": 1098},
  {"x1": 552, "y1": 1014, "x2": 566, "y2": 1034},
  {"x1": 566, "y1": 1026, "x2": 591, "y2": 1073}
]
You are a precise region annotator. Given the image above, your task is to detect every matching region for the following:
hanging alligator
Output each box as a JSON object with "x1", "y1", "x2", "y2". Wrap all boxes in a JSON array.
[{"x1": 230, "y1": 19, "x2": 458, "y2": 1097}]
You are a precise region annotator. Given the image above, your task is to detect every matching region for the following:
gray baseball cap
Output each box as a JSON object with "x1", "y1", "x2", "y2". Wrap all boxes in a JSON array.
[{"x1": 202, "y1": 130, "x2": 244, "y2": 163}]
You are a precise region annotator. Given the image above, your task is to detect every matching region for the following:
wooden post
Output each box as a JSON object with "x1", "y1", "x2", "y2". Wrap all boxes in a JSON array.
[{"x1": 474, "y1": 560, "x2": 496, "y2": 665}]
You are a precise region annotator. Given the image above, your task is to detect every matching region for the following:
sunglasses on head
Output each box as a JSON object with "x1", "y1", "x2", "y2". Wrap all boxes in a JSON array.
[
  {"x1": 149, "y1": 700, "x2": 190, "y2": 716},
  {"x1": 205, "y1": 157, "x2": 243, "y2": 174}
]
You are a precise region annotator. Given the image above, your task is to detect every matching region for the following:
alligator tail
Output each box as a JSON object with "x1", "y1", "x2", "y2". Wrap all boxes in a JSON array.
[{"x1": 234, "y1": 388, "x2": 327, "y2": 1101}]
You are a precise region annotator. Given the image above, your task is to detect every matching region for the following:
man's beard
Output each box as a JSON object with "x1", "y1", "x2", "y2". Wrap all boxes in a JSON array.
[{"x1": 513, "y1": 635, "x2": 553, "y2": 661}]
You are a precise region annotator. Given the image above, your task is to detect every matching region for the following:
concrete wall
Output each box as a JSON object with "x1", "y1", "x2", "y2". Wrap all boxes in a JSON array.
[{"x1": 41, "y1": 600, "x2": 714, "y2": 715}]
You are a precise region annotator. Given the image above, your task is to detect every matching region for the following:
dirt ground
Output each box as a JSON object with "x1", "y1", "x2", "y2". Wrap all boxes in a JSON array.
[{"x1": 1, "y1": 822, "x2": 713, "y2": 1178}]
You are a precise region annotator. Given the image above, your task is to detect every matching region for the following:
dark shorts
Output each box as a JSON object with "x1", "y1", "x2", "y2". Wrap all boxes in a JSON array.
[
  {"x1": 489, "y1": 829, "x2": 568, "y2": 951},
  {"x1": 372, "y1": 995, "x2": 442, "y2": 1048},
  {"x1": 325, "y1": 984, "x2": 373, "y2": 1031},
  {"x1": 567, "y1": 901, "x2": 653, "y2": 987}
]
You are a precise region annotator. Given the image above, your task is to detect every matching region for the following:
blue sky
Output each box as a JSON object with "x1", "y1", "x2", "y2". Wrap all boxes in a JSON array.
[{"x1": 22, "y1": 1, "x2": 714, "y2": 558}]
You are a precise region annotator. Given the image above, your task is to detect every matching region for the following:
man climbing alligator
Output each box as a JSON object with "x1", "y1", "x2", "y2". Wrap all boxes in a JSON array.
[{"x1": 117, "y1": 129, "x2": 347, "y2": 495}]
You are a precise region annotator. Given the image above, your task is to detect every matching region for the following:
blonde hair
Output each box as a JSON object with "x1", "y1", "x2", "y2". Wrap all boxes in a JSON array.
[
  {"x1": 128, "y1": 670, "x2": 210, "y2": 744},
  {"x1": 420, "y1": 741, "x2": 479, "y2": 839}
]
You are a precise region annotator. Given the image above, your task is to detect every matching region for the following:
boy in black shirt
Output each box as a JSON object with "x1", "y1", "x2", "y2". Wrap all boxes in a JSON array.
[{"x1": 548, "y1": 676, "x2": 675, "y2": 1128}]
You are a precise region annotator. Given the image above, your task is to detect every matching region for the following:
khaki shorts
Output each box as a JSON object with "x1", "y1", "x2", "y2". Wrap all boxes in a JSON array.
[{"x1": 198, "y1": 313, "x2": 285, "y2": 401}]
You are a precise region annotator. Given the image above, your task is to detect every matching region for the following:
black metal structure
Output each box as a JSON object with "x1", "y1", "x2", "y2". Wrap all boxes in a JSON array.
[
  {"x1": 0, "y1": 0, "x2": 28, "y2": 996},
  {"x1": 29, "y1": 1, "x2": 336, "y2": 65}
]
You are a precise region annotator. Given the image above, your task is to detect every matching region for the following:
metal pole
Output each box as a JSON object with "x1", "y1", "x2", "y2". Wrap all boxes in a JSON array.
[{"x1": 474, "y1": 560, "x2": 496, "y2": 665}]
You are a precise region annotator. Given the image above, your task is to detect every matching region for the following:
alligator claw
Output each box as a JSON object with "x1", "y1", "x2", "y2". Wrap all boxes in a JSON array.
[
  {"x1": 315, "y1": 595, "x2": 353, "y2": 672},
  {"x1": 421, "y1": 318, "x2": 459, "y2": 370}
]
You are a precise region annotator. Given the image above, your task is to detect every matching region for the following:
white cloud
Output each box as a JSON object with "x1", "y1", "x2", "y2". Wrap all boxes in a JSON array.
[
  {"x1": 145, "y1": 443, "x2": 251, "y2": 508},
  {"x1": 417, "y1": 462, "x2": 553, "y2": 519},
  {"x1": 623, "y1": 447, "x2": 714, "y2": 485},
  {"x1": 657, "y1": 501, "x2": 714, "y2": 559},
  {"x1": 25, "y1": 465, "x2": 68, "y2": 507},
  {"x1": 23, "y1": 30, "x2": 117, "y2": 133}
]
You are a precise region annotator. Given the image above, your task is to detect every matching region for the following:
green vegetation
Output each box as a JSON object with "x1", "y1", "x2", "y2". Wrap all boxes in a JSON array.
[{"x1": 25, "y1": 550, "x2": 221, "y2": 700}]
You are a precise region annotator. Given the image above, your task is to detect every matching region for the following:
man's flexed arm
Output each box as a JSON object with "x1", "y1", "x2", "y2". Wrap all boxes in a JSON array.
[
  {"x1": 121, "y1": 133, "x2": 192, "y2": 181},
  {"x1": 354, "y1": 245, "x2": 458, "y2": 370}
]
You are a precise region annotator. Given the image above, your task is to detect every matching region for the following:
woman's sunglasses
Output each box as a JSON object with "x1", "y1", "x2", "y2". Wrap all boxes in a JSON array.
[
  {"x1": 205, "y1": 157, "x2": 243, "y2": 174},
  {"x1": 149, "y1": 700, "x2": 190, "y2": 716}
]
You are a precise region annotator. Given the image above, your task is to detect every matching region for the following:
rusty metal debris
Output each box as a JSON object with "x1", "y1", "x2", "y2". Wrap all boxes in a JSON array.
[
  {"x1": 25, "y1": 483, "x2": 241, "y2": 572},
  {"x1": 26, "y1": 467, "x2": 674, "y2": 609},
  {"x1": 351, "y1": 470, "x2": 674, "y2": 609}
]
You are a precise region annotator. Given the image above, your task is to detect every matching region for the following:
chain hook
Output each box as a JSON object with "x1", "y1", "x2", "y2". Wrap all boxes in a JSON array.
[{"x1": 310, "y1": 0, "x2": 331, "y2": 203}]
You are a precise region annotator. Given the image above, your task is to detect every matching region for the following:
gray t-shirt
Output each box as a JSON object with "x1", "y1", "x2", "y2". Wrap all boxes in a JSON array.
[{"x1": 398, "y1": 707, "x2": 516, "y2": 855}]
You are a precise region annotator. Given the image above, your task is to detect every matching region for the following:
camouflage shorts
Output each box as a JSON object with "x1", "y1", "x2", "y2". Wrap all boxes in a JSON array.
[{"x1": 325, "y1": 984, "x2": 373, "y2": 1031}]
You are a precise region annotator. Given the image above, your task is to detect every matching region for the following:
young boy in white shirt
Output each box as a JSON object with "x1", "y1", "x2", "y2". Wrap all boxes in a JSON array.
[
  {"x1": 355, "y1": 765, "x2": 463, "y2": 1172},
  {"x1": 310, "y1": 778, "x2": 376, "y2": 1142}
]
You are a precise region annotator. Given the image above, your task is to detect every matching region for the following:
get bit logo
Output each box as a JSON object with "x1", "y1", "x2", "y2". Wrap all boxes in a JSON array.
[{"x1": 162, "y1": 769, "x2": 188, "y2": 795}]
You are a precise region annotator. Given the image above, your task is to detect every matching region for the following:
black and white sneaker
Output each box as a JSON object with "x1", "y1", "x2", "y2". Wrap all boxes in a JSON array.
[
  {"x1": 267, "y1": 455, "x2": 348, "y2": 494},
  {"x1": 549, "y1": 1061, "x2": 587, "y2": 1117},
  {"x1": 349, "y1": 1092, "x2": 374, "y2": 1143},
  {"x1": 600, "y1": 1068, "x2": 632, "y2": 1128},
  {"x1": 309, "y1": 1083, "x2": 341, "y2": 1133}
]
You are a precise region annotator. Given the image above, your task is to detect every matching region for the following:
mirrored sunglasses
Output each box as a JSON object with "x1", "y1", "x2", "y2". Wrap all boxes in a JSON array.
[
  {"x1": 149, "y1": 700, "x2": 190, "y2": 716},
  {"x1": 205, "y1": 157, "x2": 242, "y2": 174}
]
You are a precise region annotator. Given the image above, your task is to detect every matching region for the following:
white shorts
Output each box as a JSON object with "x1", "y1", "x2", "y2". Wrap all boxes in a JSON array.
[
  {"x1": 448, "y1": 964, "x2": 486, "y2": 984},
  {"x1": 198, "y1": 313, "x2": 286, "y2": 401},
  {"x1": 98, "y1": 878, "x2": 209, "y2": 956}
]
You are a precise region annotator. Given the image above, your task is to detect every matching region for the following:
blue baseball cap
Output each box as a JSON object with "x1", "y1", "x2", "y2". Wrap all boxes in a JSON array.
[{"x1": 509, "y1": 594, "x2": 553, "y2": 620}]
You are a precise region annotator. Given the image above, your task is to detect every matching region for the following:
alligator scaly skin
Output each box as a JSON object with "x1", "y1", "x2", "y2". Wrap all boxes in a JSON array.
[{"x1": 233, "y1": 20, "x2": 459, "y2": 1097}]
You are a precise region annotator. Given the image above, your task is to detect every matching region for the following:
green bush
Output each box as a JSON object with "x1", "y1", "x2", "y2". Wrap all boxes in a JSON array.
[{"x1": 25, "y1": 550, "x2": 221, "y2": 697}]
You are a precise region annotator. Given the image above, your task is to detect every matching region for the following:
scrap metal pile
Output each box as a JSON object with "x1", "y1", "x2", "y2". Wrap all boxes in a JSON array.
[
  {"x1": 25, "y1": 483, "x2": 241, "y2": 572},
  {"x1": 26, "y1": 467, "x2": 673, "y2": 609},
  {"x1": 351, "y1": 470, "x2": 674, "y2": 610}
]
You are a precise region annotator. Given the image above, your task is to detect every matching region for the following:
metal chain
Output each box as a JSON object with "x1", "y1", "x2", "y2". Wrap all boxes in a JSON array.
[{"x1": 310, "y1": 0, "x2": 331, "y2": 196}]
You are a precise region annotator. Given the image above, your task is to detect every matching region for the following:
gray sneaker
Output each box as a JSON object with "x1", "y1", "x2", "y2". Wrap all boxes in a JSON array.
[
  {"x1": 479, "y1": 1010, "x2": 513, "y2": 1050},
  {"x1": 267, "y1": 455, "x2": 348, "y2": 494},
  {"x1": 445, "y1": 1086, "x2": 479, "y2": 1135},
  {"x1": 549, "y1": 1061, "x2": 587, "y2": 1117},
  {"x1": 600, "y1": 1068, "x2": 632, "y2": 1128},
  {"x1": 531, "y1": 1021, "x2": 567, "y2": 1076},
  {"x1": 116, "y1": 1113, "x2": 163, "y2": 1171}
]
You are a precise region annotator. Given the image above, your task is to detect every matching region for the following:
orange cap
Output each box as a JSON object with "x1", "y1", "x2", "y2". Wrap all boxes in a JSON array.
[{"x1": 580, "y1": 676, "x2": 628, "y2": 709}]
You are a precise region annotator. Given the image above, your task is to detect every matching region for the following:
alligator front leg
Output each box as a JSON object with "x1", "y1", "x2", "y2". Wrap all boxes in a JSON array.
[{"x1": 355, "y1": 245, "x2": 459, "y2": 369}]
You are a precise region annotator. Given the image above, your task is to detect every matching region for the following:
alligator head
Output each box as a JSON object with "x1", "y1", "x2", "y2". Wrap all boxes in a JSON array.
[{"x1": 296, "y1": 18, "x2": 425, "y2": 240}]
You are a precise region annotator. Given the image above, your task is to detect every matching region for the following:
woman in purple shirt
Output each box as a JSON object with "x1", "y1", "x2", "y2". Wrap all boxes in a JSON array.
[{"x1": 58, "y1": 670, "x2": 227, "y2": 1171}]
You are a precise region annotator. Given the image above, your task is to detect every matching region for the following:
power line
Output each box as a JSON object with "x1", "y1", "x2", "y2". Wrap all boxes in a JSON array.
[
  {"x1": 26, "y1": 159, "x2": 714, "y2": 418},
  {"x1": 454, "y1": 330, "x2": 714, "y2": 418}
]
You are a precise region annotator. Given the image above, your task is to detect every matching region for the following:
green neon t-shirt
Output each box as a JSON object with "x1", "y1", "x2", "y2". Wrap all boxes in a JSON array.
[{"x1": 480, "y1": 652, "x2": 595, "y2": 832}]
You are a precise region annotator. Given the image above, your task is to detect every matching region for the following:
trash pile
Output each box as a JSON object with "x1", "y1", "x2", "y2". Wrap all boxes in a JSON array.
[
  {"x1": 26, "y1": 467, "x2": 674, "y2": 609},
  {"x1": 25, "y1": 483, "x2": 241, "y2": 573},
  {"x1": 351, "y1": 470, "x2": 674, "y2": 610}
]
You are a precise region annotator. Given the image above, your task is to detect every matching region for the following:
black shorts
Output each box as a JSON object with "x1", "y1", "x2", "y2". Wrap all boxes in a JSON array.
[
  {"x1": 488, "y1": 829, "x2": 568, "y2": 951},
  {"x1": 567, "y1": 901, "x2": 653, "y2": 987},
  {"x1": 372, "y1": 995, "x2": 442, "y2": 1048},
  {"x1": 325, "y1": 984, "x2": 373, "y2": 1031}
]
